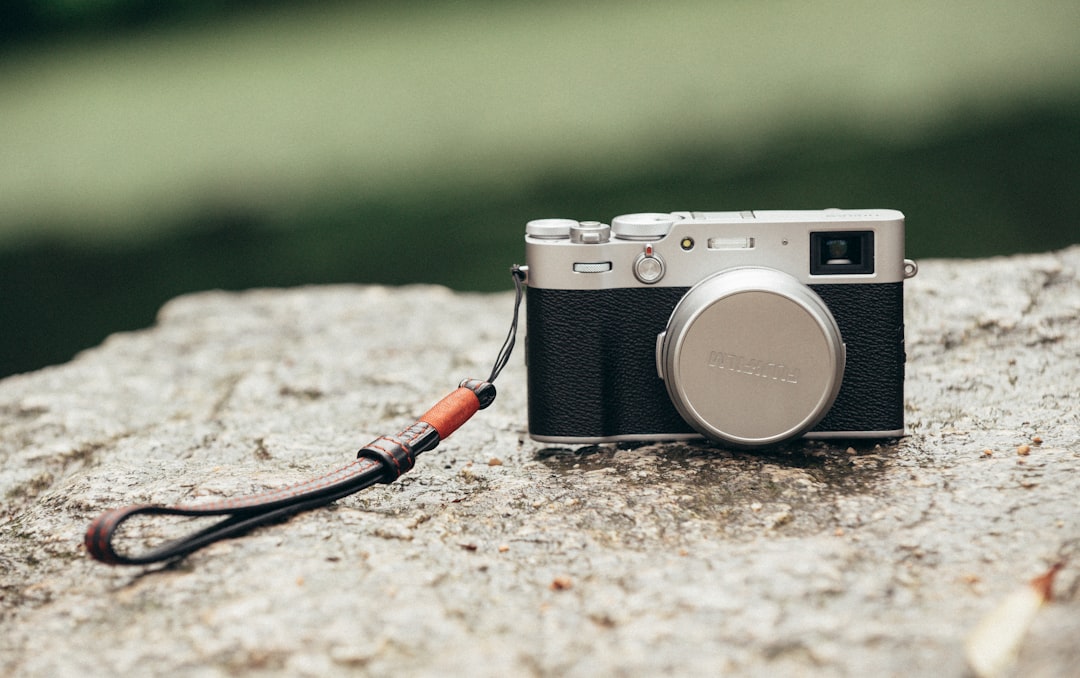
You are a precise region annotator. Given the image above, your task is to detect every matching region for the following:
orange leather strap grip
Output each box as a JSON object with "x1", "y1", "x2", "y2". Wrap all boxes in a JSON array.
[{"x1": 420, "y1": 387, "x2": 481, "y2": 439}]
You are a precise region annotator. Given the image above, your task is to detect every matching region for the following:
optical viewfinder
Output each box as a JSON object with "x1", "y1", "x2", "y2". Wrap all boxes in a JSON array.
[{"x1": 810, "y1": 231, "x2": 874, "y2": 275}]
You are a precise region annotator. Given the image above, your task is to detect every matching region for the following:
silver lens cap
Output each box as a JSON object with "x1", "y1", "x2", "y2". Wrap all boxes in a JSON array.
[{"x1": 658, "y1": 267, "x2": 845, "y2": 447}]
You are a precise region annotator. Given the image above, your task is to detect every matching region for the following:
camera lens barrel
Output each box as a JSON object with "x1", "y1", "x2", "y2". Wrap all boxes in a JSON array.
[{"x1": 657, "y1": 267, "x2": 845, "y2": 447}]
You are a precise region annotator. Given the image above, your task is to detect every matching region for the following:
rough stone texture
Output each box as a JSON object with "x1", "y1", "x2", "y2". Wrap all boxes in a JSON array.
[{"x1": 2, "y1": 247, "x2": 1078, "y2": 677}]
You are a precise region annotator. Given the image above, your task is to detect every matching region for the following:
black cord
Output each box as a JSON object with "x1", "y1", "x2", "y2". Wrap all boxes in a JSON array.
[{"x1": 487, "y1": 265, "x2": 525, "y2": 384}]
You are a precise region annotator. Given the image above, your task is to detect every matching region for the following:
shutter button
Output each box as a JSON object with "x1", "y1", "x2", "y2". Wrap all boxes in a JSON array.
[{"x1": 634, "y1": 245, "x2": 665, "y2": 284}]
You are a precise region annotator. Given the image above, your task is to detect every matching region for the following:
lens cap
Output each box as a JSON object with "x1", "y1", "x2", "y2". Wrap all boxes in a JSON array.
[{"x1": 657, "y1": 268, "x2": 844, "y2": 447}]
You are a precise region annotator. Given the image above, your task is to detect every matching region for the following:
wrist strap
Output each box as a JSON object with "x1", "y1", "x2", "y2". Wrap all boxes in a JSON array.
[{"x1": 85, "y1": 267, "x2": 525, "y2": 566}]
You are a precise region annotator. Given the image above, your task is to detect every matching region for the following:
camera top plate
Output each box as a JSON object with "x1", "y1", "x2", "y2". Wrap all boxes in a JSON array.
[{"x1": 524, "y1": 209, "x2": 907, "y2": 290}]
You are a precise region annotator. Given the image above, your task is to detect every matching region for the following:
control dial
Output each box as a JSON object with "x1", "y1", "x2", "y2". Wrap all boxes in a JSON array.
[{"x1": 612, "y1": 213, "x2": 679, "y2": 240}]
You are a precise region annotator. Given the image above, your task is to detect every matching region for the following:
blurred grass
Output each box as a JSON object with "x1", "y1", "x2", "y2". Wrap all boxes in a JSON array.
[
  {"x1": 3, "y1": 0, "x2": 1079, "y2": 239},
  {"x1": 1, "y1": 0, "x2": 1079, "y2": 377}
]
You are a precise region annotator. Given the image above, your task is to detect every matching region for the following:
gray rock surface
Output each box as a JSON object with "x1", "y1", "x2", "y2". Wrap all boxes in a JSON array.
[{"x1": 2, "y1": 247, "x2": 1079, "y2": 677}]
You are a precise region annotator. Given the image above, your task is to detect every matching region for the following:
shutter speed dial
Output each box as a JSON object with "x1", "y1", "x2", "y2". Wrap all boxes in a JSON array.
[{"x1": 633, "y1": 245, "x2": 665, "y2": 284}]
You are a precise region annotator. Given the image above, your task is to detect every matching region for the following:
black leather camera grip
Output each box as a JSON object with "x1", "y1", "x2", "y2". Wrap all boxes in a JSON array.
[
  {"x1": 526, "y1": 282, "x2": 906, "y2": 438},
  {"x1": 810, "y1": 282, "x2": 905, "y2": 432}
]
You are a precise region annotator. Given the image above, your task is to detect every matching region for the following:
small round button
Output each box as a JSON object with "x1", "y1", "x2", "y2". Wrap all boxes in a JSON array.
[{"x1": 634, "y1": 252, "x2": 665, "y2": 284}]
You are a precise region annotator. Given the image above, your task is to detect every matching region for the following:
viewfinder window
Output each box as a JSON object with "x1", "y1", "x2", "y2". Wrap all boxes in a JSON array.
[{"x1": 810, "y1": 231, "x2": 875, "y2": 275}]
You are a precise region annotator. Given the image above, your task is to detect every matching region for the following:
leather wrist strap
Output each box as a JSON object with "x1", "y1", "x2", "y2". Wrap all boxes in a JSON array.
[{"x1": 85, "y1": 267, "x2": 524, "y2": 566}]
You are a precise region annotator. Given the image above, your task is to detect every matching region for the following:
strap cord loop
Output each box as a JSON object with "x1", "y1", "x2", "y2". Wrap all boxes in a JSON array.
[{"x1": 84, "y1": 267, "x2": 525, "y2": 566}]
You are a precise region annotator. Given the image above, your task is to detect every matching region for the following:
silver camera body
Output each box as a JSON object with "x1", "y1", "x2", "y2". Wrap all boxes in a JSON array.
[{"x1": 523, "y1": 209, "x2": 918, "y2": 448}]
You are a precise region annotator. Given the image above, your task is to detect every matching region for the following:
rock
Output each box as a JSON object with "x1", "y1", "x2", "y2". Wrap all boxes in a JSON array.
[{"x1": 2, "y1": 248, "x2": 1079, "y2": 677}]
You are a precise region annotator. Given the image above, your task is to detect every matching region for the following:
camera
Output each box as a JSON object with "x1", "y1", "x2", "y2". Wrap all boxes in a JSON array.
[{"x1": 521, "y1": 209, "x2": 918, "y2": 448}]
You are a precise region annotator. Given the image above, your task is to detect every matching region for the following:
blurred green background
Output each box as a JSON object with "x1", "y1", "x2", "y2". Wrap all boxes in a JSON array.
[{"x1": 2, "y1": 1, "x2": 1078, "y2": 378}]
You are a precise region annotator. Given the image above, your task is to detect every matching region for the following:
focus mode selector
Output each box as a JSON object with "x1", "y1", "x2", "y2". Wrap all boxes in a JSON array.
[{"x1": 634, "y1": 245, "x2": 665, "y2": 284}]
